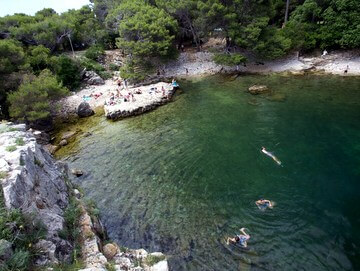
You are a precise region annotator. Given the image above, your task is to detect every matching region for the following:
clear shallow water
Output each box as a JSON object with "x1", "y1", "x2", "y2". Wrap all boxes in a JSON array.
[{"x1": 61, "y1": 75, "x2": 360, "y2": 271}]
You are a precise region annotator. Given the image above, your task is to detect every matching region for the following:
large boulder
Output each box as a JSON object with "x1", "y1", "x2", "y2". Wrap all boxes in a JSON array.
[
  {"x1": 248, "y1": 85, "x2": 269, "y2": 95},
  {"x1": 84, "y1": 71, "x2": 105, "y2": 85},
  {"x1": 77, "y1": 102, "x2": 95, "y2": 118}
]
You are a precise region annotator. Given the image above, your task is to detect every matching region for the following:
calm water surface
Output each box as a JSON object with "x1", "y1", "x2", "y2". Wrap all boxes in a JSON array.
[{"x1": 60, "y1": 75, "x2": 360, "y2": 271}]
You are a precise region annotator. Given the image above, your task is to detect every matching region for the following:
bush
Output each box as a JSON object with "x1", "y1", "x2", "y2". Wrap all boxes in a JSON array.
[
  {"x1": 108, "y1": 63, "x2": 119, "y2": 71},
  {"x1": 15, "y1": 137, "x2": 25, "y2": 146},
  {"x1": 120, "y1": 58, "x2": 154, "y2": 83},
  {"x1": 8, "y1": 69, "x2": 68, "y2": 122},
  {"x1": 0, "y1": 171, "x2": 7, "y2": 179},
  {"x1": 51, "y1": 55, "x2": 82, "y2": 90},
  {"x1": 59, "y1": 198, "x2": 81, "y2": 242},
  {"x1": 0, "y1": 191, "x2": 47, "y2": 271},
  {"x1": 213, "y1": 53, "x2": 247, "y2": 66},
  {"x1": 79, "y1": 57, "x2": 105, "y2": 75},
  {"x1": 84, "y1": 45, "x2": 105, "y2": 61},
  {"x1": 5, "y1": 145, "x2": 17, "y2": 152}
]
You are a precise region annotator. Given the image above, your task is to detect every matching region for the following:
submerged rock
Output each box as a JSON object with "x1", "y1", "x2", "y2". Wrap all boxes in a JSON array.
[
  {"x1": 61, "y1": 131, "x2": 77, "y2": 141},
  {"x1": 267, "y1": 93, "x2": 287, "y2": 102},
  {"x1": 59, "y1": 139, "x2": 68, "y2": 146},
  {"x1": 78, "y1": 102, "x2": 95, "y2": 118},
  {"x1": 248, "y1": 85, "x2": 269, "y2": 95}
]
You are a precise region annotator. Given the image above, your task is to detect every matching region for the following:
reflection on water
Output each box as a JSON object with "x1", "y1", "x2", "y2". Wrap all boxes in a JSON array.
[{"x1": 59, "y1": 75, "x2": 360, "y2": 271}]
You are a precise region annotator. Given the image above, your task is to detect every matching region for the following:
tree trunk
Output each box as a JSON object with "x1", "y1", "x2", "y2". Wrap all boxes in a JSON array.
[{"x1": 284, "y1": 0, "x2": 290, "y2": 25}]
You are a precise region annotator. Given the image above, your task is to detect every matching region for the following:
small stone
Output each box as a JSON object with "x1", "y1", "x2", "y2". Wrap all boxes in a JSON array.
[
  {"x1": 103, "y1": 243, "x2": 118, "y2": 260},
  {"x1": 45, "y1": 144, "x2": 60, "y2": 155},
  {"x1": 71, "y1": 169, "x2": 83, "y2": 177},
  {"x1": 59, "y1": 139, "x2": 68, "y2": 146},
  {"x1": 74, "y1": 189, "x2": 82, "y2": 199}
]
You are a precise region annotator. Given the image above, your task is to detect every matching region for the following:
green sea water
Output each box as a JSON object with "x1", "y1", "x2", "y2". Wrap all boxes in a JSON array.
[{"x1": 59, "y1": 74, "x2": 360, "y2": 271}]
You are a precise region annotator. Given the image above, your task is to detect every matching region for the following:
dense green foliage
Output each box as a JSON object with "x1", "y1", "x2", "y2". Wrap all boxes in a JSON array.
[
  {"x1": 0, "y1": 191, "x2": 47, "y2": 271},
  {"x1": 0, "y1": 0, "x2": 359, "y2": 117},
  {"x1": 8, "y1": 69, "x2": 68, "y2": 121},
  {"x1": 213, "y1": 53, "x2": 247, "y2": 66},
  {"x1": 114, "y1": 0, "x2": 177, "y2": 58}
]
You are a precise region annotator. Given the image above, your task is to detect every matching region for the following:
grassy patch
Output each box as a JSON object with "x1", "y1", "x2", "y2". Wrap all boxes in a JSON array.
[
  {"x1": 34, "y1": 158, "x2": 44, "y2": 168},
  {"x1": 144, "y1": 254, "x2": 166, "y2": 266},
  {"x1": 105, "y1": 262, "x2": 116, "y2": 271},
  {"x1": 5, "y1": 145, "x2": 17, "y2": 152},
  {"x1": 0, "y1": 171, "x2": 7, "y2": 179},
  {"x1": 0, "y1": 191, "x2": 47, "y2": 271},
  {"x1": 15, "y1": 137, "x2": 25, "y2": 146}
]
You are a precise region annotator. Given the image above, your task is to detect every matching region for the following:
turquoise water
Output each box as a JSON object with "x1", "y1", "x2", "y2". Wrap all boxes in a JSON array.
[{"x1": 62, "y1": 75, "x2": 360, "y2": 270}]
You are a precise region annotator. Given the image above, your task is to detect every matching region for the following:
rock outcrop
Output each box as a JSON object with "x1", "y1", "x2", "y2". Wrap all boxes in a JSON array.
[
  {"x1": 77, "y1": 102, "x2": 95, "y2": 118},
  {"x1": 104, "y1": 82, "x2": 175, "y2": 121},
  {"x1": 83, "y1": 71, "x2": 105, "y2": 85},
  {"x1": 0, "y1": 122, "x2": 72, "y2": 265},
  {"x1": 248, "y1": 85, "x2": 270, "y2": 95},
  {"x1": 0, "y1": 122, "x2": 170, "y2": 271}
]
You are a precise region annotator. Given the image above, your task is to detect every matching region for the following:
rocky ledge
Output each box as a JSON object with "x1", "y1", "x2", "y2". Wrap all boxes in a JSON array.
[
  {"x1": 0, "y1": 122, "x2": 72, "y2": 265},
  {"x1": 0, "y1": 122, "x2": 169, "y2": 270},
  {"x1": 104, "y1": 82, "x2": 176, "y2": 120}
]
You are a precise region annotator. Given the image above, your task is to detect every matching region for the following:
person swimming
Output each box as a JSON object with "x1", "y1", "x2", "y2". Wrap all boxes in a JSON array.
[
  {"x1": 226, "y1": 228, "x2": 250, "y2": 248},
  {"x1": 261, "y1": 147, "x2": 282, "y2": 165},
  {"x1": 255, "y1": 198, "x2": 273, "y2": 210}
]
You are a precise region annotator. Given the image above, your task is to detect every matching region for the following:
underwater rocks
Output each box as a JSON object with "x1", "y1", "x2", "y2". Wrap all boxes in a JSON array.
[{"x1": 248, "y1": 85, "x2": 270, "y2": 95}]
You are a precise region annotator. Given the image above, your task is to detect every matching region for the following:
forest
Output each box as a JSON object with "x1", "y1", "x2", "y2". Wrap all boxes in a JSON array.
[{"x1": 0, "y1": 0, "x2": 359, "y2": 122}]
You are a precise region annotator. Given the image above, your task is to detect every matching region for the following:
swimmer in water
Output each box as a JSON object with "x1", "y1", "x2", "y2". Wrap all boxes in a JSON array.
[
  {"x1": 226, "y1": 228, "x2": 250, "y2": 247},
  {"x1": 255, "y1": 198, "x2": 273, "y2": 210},
  {"x1": 261, "y1": 147, "x2": 282, "y2": 165}
]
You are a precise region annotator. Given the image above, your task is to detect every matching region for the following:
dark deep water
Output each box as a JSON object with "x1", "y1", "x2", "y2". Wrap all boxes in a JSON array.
[{"x1": 59, "y1": 74, "x2": 360, "y2": 271}]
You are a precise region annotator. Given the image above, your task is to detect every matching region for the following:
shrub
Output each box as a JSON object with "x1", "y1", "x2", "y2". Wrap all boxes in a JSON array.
[
  {"x1": 108, "y1": 63, "x2": 119, "y2": 71},
  {"x1": 5, "y1": 145, "x2": 17, "y2": 152},
  {"x1": 0, "y1": 171, "x2": 7, "y2": 179},
  {"x1": 8, "y1": 69, "x2": 68, "y2": 122},
  {"x1": 15, "y1": 137, "x2": 25, "y2": 146},
  {"x1": 213, "y1": 53, "x2": 247, "y2": 66},
  {"x1": 144, "y1": 254, "x2": 166, "y2": 266},
  {"x1": 79, "y1": 57, "x2": 105, "y2": 75},
  {"x1": 0, "y1": 191, "x2": 47, "y2": 271},
  {"x1": 84, "y1": 45, "x2": 105, "y2": 61},
  {"x1": 51, "y1": 55, "x2": 82, "y2": 90},
  {"x1": 59, "y1": 198, "x2": 81, "y2": 242}
]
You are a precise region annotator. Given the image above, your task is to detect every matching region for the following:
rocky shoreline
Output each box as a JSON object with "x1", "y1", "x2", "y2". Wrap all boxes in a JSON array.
[
  {"x1": 0, "y1": 122, "x2": 169, "y2": 271},
  {"x1": 56, "y1": 48, "x2": 360, "y2": 120}
]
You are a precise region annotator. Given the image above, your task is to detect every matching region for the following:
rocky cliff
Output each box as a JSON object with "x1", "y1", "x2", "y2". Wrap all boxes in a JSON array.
[{"x1": 0, "y1": 122, "x2": 72, "y2": 265}]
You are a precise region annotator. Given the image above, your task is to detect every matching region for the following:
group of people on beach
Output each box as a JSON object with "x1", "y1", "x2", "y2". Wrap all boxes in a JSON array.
[
  {"x1": 103, "y1": 78, "x2": 176, "y2": 106},
  {"x1": 226, "y1": 147, "x2": 280, "y2": 248}
]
